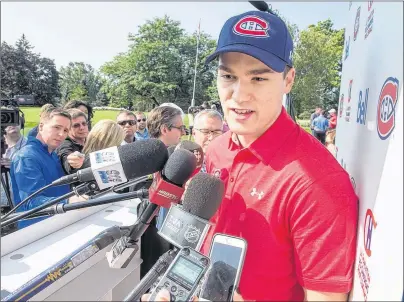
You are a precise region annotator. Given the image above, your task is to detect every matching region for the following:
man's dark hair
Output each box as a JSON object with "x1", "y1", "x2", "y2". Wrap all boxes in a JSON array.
[
  {"x1": 64, "y1": 100, "x2": 93, "y2": 120},
  {"x1": 117, "y1": 110, "x2": 136, "y2": 119},
  {"x1": 147, "y1": 106, "x2": 182, "y2": 138}
]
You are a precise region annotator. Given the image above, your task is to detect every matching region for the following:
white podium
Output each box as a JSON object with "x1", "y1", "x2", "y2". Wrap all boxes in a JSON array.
[{"x1": 1, "y1": 198, "x2": 143, "y2": 301}]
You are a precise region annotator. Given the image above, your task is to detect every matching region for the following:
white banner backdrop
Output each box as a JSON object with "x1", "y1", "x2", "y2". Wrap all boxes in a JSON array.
[{"x1": 335, "y1": 1, "x2": 403, "y2": 301}]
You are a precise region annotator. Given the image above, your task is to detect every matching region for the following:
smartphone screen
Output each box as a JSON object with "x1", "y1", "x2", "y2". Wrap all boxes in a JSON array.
[{"x1": 200, "y1": 241, "x2": 244, "y2": 301}]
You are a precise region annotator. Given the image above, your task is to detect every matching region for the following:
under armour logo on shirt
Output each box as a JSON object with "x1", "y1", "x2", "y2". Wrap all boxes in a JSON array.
[{"x1": 251, "y1": 188, "x2": 264, "y2": 200}]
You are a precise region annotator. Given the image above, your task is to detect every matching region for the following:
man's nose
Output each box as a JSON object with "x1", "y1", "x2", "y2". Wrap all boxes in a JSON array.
[{"x1": 232, "y1": 80, "x2": 253, "y2": 103}]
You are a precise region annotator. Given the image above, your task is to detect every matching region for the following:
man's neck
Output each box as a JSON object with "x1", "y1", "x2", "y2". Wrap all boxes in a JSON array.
[
  {"x1": 5, "y1": 134, "x2": 21, "y2": 147},
  {"x1": 137, "y1": 128, "x2": 146, "y2": 134},
  {"x1": 125, "y1": 136, "x2": 133, "y2": 143}
]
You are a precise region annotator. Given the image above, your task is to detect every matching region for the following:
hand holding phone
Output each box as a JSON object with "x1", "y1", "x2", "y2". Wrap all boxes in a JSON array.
[{"x1": 199, "y1": 234, "x2": 247, "y2": 302}]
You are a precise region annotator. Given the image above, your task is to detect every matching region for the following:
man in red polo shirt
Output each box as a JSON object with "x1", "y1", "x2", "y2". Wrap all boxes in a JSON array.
[{"x1": 143, "y1": 10, "x2": 358, "y2": 302}]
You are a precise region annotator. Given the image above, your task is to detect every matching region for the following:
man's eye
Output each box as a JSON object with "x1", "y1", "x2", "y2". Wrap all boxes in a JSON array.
[
  {"x1": 252, "y1": 77, "x2": 267, "y2": 82},
  {"x1": 220, "y1": 74, "x2": 234, "y2": 80}
]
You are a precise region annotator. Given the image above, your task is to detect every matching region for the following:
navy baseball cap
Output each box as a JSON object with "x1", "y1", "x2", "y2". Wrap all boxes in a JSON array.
[{"x1": 206, "y1": 11, "x2": 293, "y2": 73}]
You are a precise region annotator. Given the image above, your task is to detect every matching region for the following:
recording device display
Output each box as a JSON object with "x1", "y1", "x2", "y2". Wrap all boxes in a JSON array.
[
  {"x1": 199, "y1": 234, "x2": 247, "y2": 302},
  {"x1": 148, "y1": 247, "x2": 210, "y2": 302}
]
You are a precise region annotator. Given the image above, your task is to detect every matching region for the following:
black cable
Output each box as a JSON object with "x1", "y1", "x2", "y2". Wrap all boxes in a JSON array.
[
  {"x1": 1, "y1": 182, "x2": 94, "y2": 228},
  {"x1": 2, "y1": 183, "x2": 54, "y2": 220}
]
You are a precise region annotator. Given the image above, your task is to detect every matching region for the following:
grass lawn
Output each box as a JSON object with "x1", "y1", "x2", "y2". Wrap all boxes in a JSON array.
[{"x1": 20, "y1": 107, "x2": 309, "y2": 136}]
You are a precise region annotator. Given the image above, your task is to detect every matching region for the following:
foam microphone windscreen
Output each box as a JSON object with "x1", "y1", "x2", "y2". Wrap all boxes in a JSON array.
[
  {"x1": 176, "y1": 140, "x2": 204, "y2": 172},
  {"x1": 167, "y1": 145, "x2": 176, "y2": 157},
  {"x1": 202, "y1": 261, "x2": 237, "y2": 301},
  {"x1": 163, "y1": 149, "x2": 197, "y2": 186},
  {"x1": 182, "y1": 173, "x2": 225, "y2": 220},
  {"x1": 117, "y1": 138, "x2": 168, "y2": 179}
]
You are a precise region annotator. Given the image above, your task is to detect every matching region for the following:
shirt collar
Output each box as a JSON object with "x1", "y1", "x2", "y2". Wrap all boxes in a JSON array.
[
  {"x1": 27, "y1": 136, "x2": 53, "y2": 154},
  {"x1": 227, "y1": 107, "x2": 298, "y2": 165}
]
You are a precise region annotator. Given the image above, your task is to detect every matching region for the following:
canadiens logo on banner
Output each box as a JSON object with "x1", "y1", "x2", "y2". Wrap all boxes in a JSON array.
[
  {"x1": 377, "y1": 77, "x2": 399, "y2": 140},
  {"x1": 233, "y1": 15, "x2": 269, "y2": 38},
  {"x1": 354, "y1": 6, "x2": 361, "y2": 41},
  {"x1": 363, "y1": 208, "x2": 377, "y2": 257}
]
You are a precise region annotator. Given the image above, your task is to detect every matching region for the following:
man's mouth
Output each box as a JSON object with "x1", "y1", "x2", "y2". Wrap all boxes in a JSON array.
[{"x1": 231, "y1": 109, "x2": 254, "y2": 114}]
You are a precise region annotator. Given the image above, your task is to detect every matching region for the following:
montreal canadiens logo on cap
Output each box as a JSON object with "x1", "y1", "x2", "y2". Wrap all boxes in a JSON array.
[
  {"x1": 377, "y1": 77, "x2": 399, "y2": 140},
  {"x1": 233, "y1": 15, "x2": 269, "y2": 38}
]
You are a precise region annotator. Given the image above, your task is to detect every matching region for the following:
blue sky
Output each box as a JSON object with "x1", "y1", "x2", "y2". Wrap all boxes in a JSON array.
[{"x1": 1, "y1": 2, "x2": 348, "y2": 70}]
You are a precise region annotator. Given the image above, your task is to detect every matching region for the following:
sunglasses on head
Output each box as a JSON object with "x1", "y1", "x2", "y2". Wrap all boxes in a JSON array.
[
  {"x1": 72, "y1": 121, "x2": 88, "y2": 128},
  {"x1": 118, "y1": 120, "x2": 136, "y2": 126},
  {"x1": 137, "y1": 118, "x2": 146, "y2": 122}
]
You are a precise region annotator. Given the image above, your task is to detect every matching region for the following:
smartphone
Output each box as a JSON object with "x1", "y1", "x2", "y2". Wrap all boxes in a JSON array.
[
  {"x1": 199, "y1": 234, "x2": 247, "y2": 301},
  {"x1": 148, "y1": 247, "x2": 210, "y2": 302}
]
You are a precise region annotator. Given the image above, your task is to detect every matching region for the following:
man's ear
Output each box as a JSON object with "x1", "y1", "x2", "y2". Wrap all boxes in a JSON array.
[
  {"x1": 284, "y1": 67, "x2": 296, "y2": 94},
  {"x1": 161, "y1": 124, "x2": 168, "y2": 135},
  {"x1": 38, "y1": 122, "x2": 44, "y2": 133}
]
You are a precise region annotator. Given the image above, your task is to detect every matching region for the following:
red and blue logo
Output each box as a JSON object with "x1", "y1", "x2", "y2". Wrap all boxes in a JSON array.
[
  {"x1": 377, "y1": 77, "x2": 399, "y2": 140},
  {"x1": 233, "y1": 16, "x2": 269, "y2": 38}
]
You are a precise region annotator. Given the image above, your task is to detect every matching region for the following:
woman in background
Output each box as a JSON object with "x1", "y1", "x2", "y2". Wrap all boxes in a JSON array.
[{"x1": 82, "y1": 120, "x2": 124, "y2": 155}]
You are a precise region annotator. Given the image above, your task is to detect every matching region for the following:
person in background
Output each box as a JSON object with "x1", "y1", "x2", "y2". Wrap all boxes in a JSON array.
[
  {"x1": 116, "y1": 110, "x2": 137, "y2": 144},
  {"x1": 192, "y1": 109, "x2": 224, "y2": 172},
  {"x1": 56, "y1": 109, "x2": 89, "y2": 175},
  {"x1": 147, "y1": 106, "x2": 185, "y2": 147},
  {"x1": 328, "y1": 108, "x2": 337, "y2": 129},
  {"x1": 312, "y1": 110, "x2": 329, "y2": 144},
  {"x1": 10, "y1": 109, "x2": 76, "y2": 229},
  {"x1": 1, "y1": 125, "x2": 27, "y2": 208},
  {"x1": 64, "y1": 100, "x2": 94, "y2": 130},
  {"x1": 134, "y1": 111, "x2": 149, "y2": 140},
  {"x1": 82, "y1": 120, "x2": 125, "y2": 155},
  {"x1": 325, "y1": 129, "x2": 337, "y2": 158},
  {"x1": 310, "y1": 107, "x2": 321, "y2": 135},
  {"x1": 28, "y1": 104, "x2": 55, "y2": 137}
]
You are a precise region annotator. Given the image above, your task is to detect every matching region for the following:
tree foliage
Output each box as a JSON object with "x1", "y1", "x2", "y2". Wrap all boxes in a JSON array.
[
  {"x1": 100, "y1": 15, "x2": 217, "y2": 111},
  {"x1": 1, "y1": 34, "x2": 60, "y2": 105},
  {"x1": 291, "y1": 19, "x2": 344, "y2": 114},
  {"x1": 59, "y1": 62, "x2": 105, "y2": 106}
]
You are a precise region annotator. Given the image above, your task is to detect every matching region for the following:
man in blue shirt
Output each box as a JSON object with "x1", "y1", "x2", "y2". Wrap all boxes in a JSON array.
[
  {"x1": 134, "y1": 111, "x2": 150, "y2": 140},
  {"x1": 312, "y1": 110, "x2": 329, "y2": 144},
  {"x1": 10, "y1": 109, "x2": 73, "y2": 229}
]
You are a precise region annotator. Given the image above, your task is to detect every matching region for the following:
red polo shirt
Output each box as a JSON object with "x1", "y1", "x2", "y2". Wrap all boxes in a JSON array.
[{"x1": 201, "y1": 108, "x2": 358, "y2": 301}]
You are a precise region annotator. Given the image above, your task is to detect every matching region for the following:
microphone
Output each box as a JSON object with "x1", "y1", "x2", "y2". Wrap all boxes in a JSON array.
[
  {"x1": 123, "y1": 173, "x2": 225, "y2": 301},
  {"x1": 175, "y1": 140, "x2": 204, "y2": 174},
  {"x1": 158, "y1": 172, "x2": 225, "y2": 250},
  {"x1": 51, "y1": 139, "x2": 168, "y2": 190},
  {"x1": 106, "y1": 149, "x2": 197, "y2": 269},
  {"x1": 200, "y1": 261, "x2": 237, "y2": 301},
  {"x1": 2, "y1": 188, "x2": 150, "y2": 221}
]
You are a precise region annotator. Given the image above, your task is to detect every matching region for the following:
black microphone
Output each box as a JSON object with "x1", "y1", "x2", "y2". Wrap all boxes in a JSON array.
[
  {"x1": 200, "y1": 261, "x2": 238, "y2": 301},
  {"x1": 175, "y1": 140, "x2": 204, "y2": 174},
  {"x1": 106, "y1": 149, "x2": 197, "y2": 269},
  {"x1": 52, "y1": 139, "x2": 168, "y2": 189},
  {"x1": 249, "y1": 1, "x2": 271, "y2": 12},
  {"x1": 123, "y1": 173, "x2": 225, "y2": 302},
  {"x1": 3, "y1": 188, "x2": 150, "y2": 221}
]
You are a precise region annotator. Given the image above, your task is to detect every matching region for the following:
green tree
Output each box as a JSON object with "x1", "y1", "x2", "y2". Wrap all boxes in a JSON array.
[
  {"x1": 0, "y1": 35, "x2": 60, "y2": 104},
  {"x1": 101, "y1": 15, "x2": 216, "y2": 110},
  {"x1": 59, "y1": 62, "x2": 103, "y2": 106},
  {"x1": 291, "y1": 19, "x2": 344, "y2": 114}
]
